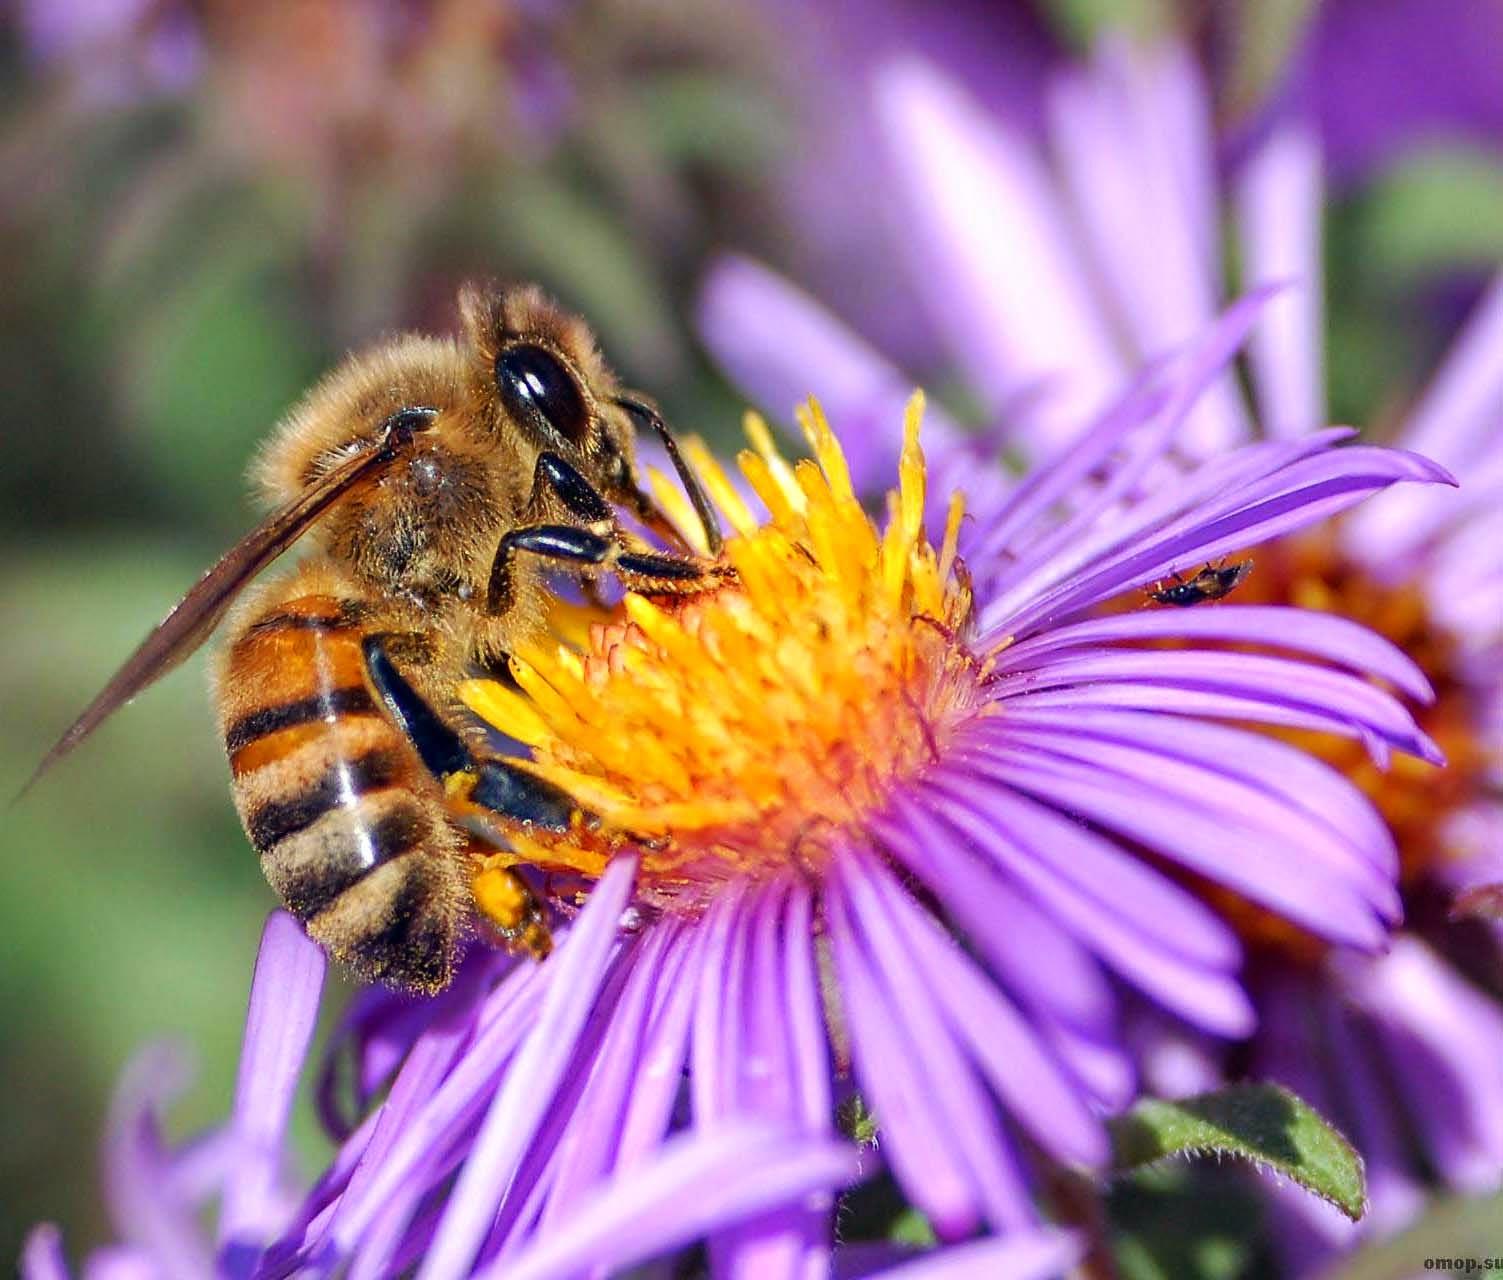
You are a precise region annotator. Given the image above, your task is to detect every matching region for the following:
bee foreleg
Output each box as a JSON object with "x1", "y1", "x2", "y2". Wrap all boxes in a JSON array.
[
  {"x1": 530, "y1": 451, "x2": 614, "y2": 525},
  {"x1": 485, "y1": 523, "x2": 724, "y2": 617}
]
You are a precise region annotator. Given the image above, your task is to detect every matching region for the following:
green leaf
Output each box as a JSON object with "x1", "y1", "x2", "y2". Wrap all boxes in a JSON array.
[{"x1": 1109, "y1": 1083, "x2": 1367, "y2": 1222}]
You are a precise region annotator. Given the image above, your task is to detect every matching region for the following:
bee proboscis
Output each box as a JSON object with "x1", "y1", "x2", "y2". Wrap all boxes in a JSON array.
[{"x1": 26, "y1": 284, "x2": 727, "y2": 992}]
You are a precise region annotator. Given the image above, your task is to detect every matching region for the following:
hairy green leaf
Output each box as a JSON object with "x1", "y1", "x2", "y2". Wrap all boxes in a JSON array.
[{"x1": 1109, "y1": 1083, "x2": 1367, "y2": 1221}]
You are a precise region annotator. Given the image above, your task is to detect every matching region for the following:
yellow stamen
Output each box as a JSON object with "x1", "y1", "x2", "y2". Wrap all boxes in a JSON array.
[{"x1": 461, "y1": 397, "x2": 978, "y2": 912}]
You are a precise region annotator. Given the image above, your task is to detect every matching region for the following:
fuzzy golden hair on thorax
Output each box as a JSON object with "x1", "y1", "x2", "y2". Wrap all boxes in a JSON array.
[{"x1": 251, "y1": 333, "x2": 467, "y2": 509}]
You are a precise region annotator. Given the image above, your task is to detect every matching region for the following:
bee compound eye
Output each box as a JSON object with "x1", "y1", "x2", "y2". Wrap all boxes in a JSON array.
[{"x1": 494, "y1": 344, "x2": 590, "y2": 445}]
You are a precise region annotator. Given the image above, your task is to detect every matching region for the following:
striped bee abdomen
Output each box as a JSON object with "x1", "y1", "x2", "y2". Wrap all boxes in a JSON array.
[{"x1": 221, "y1": 593, "x2": 467, "y2": 992}]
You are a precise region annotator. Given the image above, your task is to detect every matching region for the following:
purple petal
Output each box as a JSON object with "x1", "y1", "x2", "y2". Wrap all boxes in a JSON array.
[
  {"x1": 1047, "y1": 42, "x2": 1247, "y2": 455},
  {"x1": 714, "y1": 882, "x2": 835, "y2": 1278},
  {"x1": 863, "y1": 1231, "x2": 1084, "y2": 1280},
  {"x1": 916, "y1": 782, "x2": 1255, "y2": 1035},
  {"x1": 691, "y1": 880, "x2": 750, "y2": 1128},
  {"x1": 873, "y1": 57, "x2": 1126, "y2": 451},
  {"x1": 992, "y1": 444, "x2": 1455, "y2": 636},
  {"x1": 865, "y1": 850, "x2": 1107, "y2": 1168},
  {"x1": 538, "y1": 919, "x2": 683, "y2": 1225},
  {"x1": 486, "y1": 1127, "x2": 862, "y2": 1280},
  {"x1": 969, "y1": 717, "x2": 1398, "y2": 914},
  {"x1": 101, "y1": 1043, "x2": 217, "y2": 1279},
  {"x1": 324, "y1": 957, "x2": 547, "y2": 1258},
  {"x1": 988, "y1": 646, "x2": 1440, "y2": 765},
  {"x1": 1347, "y1": 270, "x2": 1503, "y2": 560},
  {"x1": 218, "y1": 912, "x2": 326, "y2": 1271},
  {"x1": 21, "y1": 1226, "x2": 71, "y2": 1280},
  {"x1": 696, "y1": 255, "x2": 963, "y2": 493},
  {"x1": 418, "y1": 854, "x2": 639, "y2": 1280},
  {"x1": 831, "y1": 851, "x2": 1035, "y2": 1234},
  {"x1": 980, "y1": 707, "x2": 1397, "y2": 881},
  {"x1": 999, "y1": 604, "x2": 1433, "y2": 703},
  {"x1": 1314, "y1": 984, "x2": 1429, "y2": 1234},
  {"x1": 875, "y1": 796, "x2": 1119, "y2": 1034},
  {"x1": 957, "y1": 747, "x2": 1387, "y2": 953},
  {"x1": 612, "y1": 922, "x2": 704, "y2": 1173},
  {"x1": 825, "y1": 858, "x2": 986, "y2": 1236},
  {"x1": 1340, "y1": 937, "x2": 1503, "y2": 1191},
  {"x1": 1236, "y1": 119, "x2": 1326, "y2": 438}
]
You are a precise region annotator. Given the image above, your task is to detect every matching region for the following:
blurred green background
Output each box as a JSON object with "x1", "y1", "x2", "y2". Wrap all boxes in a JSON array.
[{"x1": 3, "y1": 0, "x2": 1503, "y2": 1269}]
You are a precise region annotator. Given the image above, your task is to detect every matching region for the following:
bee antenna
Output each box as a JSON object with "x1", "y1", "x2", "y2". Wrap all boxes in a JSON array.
[{"x1": 614, "y1": 396, "x2": 723, "y2": 556}]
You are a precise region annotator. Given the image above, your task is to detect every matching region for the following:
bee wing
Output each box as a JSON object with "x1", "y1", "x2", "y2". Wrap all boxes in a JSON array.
[{"x1": 22, "y1": 439, "x2": 408, "y2": 794}]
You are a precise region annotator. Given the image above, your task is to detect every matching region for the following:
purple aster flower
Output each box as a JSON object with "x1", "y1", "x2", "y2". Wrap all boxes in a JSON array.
[
  {"x1": 27, "y1": 289, "x2": 1454, "y2": 1277},
  {"x1": 22, "y1": 912, "x2": 866, "y2": 1280},
  {"x1": 698, "y1": 34, "x2": 1503, "y2": 1271}
]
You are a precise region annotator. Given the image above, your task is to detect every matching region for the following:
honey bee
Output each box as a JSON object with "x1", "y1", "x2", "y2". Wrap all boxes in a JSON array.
[
  {"x1": 27, "y1": 284, "x2": 726, "y2": 992},
  {"x1": 1149, "y1": 559, "x2": 1253, "y2": 607}
]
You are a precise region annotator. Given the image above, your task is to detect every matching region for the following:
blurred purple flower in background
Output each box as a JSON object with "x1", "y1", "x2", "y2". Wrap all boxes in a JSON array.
[{"x1": 700, "y1": 31, "x2": 1503, "y2": 1270}]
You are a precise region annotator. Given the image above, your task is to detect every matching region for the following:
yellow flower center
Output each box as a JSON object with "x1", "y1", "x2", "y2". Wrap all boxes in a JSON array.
[{"x1": 459, "y1": 395, "x2": 979, "y2": 913}]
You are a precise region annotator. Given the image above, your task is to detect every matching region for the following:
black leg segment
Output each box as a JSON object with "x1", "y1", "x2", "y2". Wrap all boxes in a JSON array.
[
  {"x1": 535, "y1": 451, "x2": 614, "y2": 524},
  {"x1": 362, "y1": 634, "x2": 470, "y2": 778},
  {"x1": 470, "y1": 760, "x2": 576, "y2": 832},
  {"x1": 486, "y1": 524, "x2": 612, "y2": 615}
]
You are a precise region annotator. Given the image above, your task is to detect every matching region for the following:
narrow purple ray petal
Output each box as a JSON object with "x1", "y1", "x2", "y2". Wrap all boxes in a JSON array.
[
  {"x1": 993, "y1": 445, "x2": 1455, "y2": 636},
  {"x1": 1378, "y1": 271, "x2": 1503, "y2": 470},
  {"x1": 981, "y1": 707, "x2": 1397, "y2": 880},
  {"x1": 999, "y1": 604, "x2": 1433, "y2": 703},
  {"x1": 972, "y1": 720, "x2": 1398, "y2": 914},
  {"x1": 696, "y1": 255, "x2": 963, "y2": 492},
  {"x1": 21, "y1": 1226, "x2": 71, "y2": 1280},
  {"x1": 716, "y1": 882, "x2": 835, "y2": 1280},
  {"x1": 833, "y1": 852, "x2": 1035, "y2": 1232},
  {"x1": 1315, "y1": 985, "x2": 1428, "y2": 1234},
  {"x1": 825, "y1": 860, "x2": 981, "y2": 1236},
  {"x1": 417, "y1": 854, "x2": 639, "y2": 1280},
  {"x1": 612, "y1": 922, "x2": 704, "y2": 1174},
  {"x1": 538, "y1": 918, "x2": 681, "y2": 1226},
  {"x1": 691, "y1": 880, "x2": 750, "y2": 1129},
  {"x1": 987, "y1": 647, "x2": 1441, "y2": 764},
  {"x1": 326, "y1": 952, "x2": 548, "y2": 1257},
  {"x1": 1236, "y1": 121, "x2": 1325, "y2": 438},
  {"x1": 980, "y1": 288, "x2": 1279, "y2": 589},
  {"x1": 782, "y1": 881, "x2": 833, "y2": 1137},
  {"x1": 863, "y1": 1231, "x2": 1084, "y2": 1280},
  {"x1": 1341, "y1": 938, "x2": 1503, "y2": 1190},
  {"x1": 487, "y1": 1127, "x2": 862, "y2": 1280},
  {"x1": 1048, "y1": 42, "x2": 1247, "y2": 455},
  {"x1": 907, "y1": 766, "x2": 1240, "y2": 969},
  {"x1": 997, "y1": 680, "x2": 1425, "y2": 756},
  {"x1": 916, "y1": 783, "x2": 1255, "y2": 1035},
  {"x1": 873, "y1": 57, "x2": 1126, "y2": 450},
  {"x1": 873, "y1": 797, "x2": 1121, "y2": 1040},
  {"x1": 956, "y1": 750, "x2": 1387, "y2": 952},
  {"x1": 101, "y1": 1044, "x2": 216, "y2": 1280},
  {"x1": 864, "y1": 849, "x2": 1107, "y2": 1167},
  {"x1": 465, "y1": 937, "x2": 655, "y2": 1268},
  {"x1": 318, "y1": 964, "x2": 494, "y2": 1271},
  {"x1": 218, "y1": 912, "x2": 326, "y2": 1272}
]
